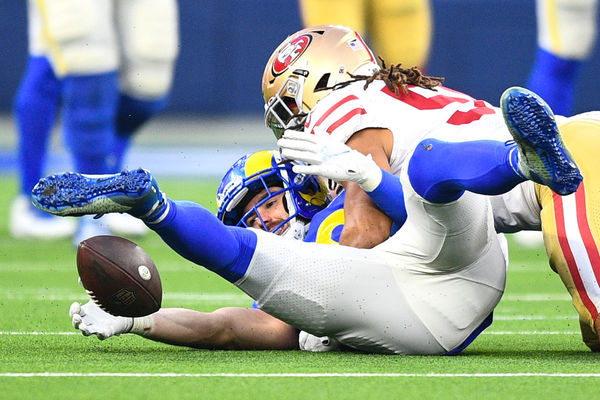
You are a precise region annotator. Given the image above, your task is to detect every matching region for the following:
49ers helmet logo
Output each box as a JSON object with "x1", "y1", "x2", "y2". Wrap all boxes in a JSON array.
[{"x1": 271, "y1": 34, "x2": 312, "y2": 77}]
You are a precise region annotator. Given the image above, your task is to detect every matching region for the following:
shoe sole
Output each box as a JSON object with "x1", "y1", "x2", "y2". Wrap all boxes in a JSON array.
[
  {"x1": 31, "y1": 169, "x2": 153, "y2": 216},
  {"x1": 501, "y1": 87, "x2": 582, "y2": 195}
]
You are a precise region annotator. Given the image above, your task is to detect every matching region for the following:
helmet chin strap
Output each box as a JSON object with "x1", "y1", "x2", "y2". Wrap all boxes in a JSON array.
[{"x1": 281, "y1": 220, "x2": 308, "y2": 241}]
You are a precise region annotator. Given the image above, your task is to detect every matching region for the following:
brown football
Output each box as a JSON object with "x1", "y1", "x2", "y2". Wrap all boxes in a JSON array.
[{"x1": 76, "y1": 235, "x2": 162, "y2": 317}]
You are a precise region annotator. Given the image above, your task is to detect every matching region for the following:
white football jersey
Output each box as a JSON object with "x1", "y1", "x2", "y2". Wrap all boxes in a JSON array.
[
  {"x1": 303, "y1": 81, "x2": 512, "y2": 176},
  {"x1": 303, "y1": 81, "x2": 546, "y2": 233}
]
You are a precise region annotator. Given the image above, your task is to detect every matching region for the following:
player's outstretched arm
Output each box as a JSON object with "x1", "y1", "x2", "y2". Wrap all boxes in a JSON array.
[
  {"x1": 70, "y1": 299, "x2": 299, "y2": 350},
  {"x1": 149, "y1": 307, "x2": 299, "y2": 350}
]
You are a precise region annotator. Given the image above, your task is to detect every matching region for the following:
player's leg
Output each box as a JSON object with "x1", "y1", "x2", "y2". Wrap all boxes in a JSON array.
[
  {"x1": 61, "y1": 72, "x2": 121, "y2": 244},
  {"x1": 10, "y1": 56, "x2": 76, "y2": 239},
  {"x1": 537, "y1": 118, "x2": 600, "y2": 351},
  {"x1": 15, "y1": 57, "x2": 60, "y2": 198},
  {"x1": 102, "y1": 0, "x2": 179, "y2": 237},
  {"x1": 364, "y1": 163, "x2": 507, "y2": 353},
  {"x1": 406, "y1": 88, "x2": 581, "y2": 204},
  {"x1": 62, "y1": 73, "x2": 120, "y2": 174},
  {"x1": 113, "y1": 0, "x2": 179, "y2": 170},
  {"x1": 527, "y1": 0, "x2": 597, "y2": 116},
  {"x1": 30, "y1": 168, "x2": 257, "y2": 280},
  {"x1": 36, "y1": 0, "x2": 121, "y2": 243},
  {"x1": 369, "y1": 0, "x2": 431, "y2": 69},
  {"x1": 407, "y1": 139, "x2": 524, "y2": 203}
]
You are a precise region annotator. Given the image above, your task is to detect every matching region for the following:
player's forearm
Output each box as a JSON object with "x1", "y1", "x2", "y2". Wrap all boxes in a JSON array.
[
  {"x1": 143, "y1": 307, "x2": 299, "y2": 350},
  {"x1": 142, "y1": 308, "x2": 231, "y2": 349},
  {"x1": 340, "y1": 183, "x2": 392, "y2": 248}
]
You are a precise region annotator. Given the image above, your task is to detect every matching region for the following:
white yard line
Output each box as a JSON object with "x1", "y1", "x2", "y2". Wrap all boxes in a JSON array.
[
  {"x1": 493, "y1": 315, "x2": 575, "y2": 320},
  {"x1": 484, "y1": 331, "x2": 579, "y2": 335},
  {"x1": 501, "y1": 293, "x2": 571, "y2": 301},
  {"x1": 1, "y1": 372, "x2": 600, "y2": 378}
]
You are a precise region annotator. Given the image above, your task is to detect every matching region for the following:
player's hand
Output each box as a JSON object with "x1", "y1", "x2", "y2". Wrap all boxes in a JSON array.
[
  {"x1": 298, "y1": 331, "x2": 341, "y2": 352},
  {"x1": 69, "y1": 300, "x2": 133, "y2": 340},
  {"x1": 278, "y1": 130, "x2": 382, "y2": 192}
]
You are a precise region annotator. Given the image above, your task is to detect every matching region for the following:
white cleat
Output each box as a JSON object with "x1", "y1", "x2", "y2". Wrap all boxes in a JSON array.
[{"x1": 9, "y1": 195, "x2": 76, "y2": 239}]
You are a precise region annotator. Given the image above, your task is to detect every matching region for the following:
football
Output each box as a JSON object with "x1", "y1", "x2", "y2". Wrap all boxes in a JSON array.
[{"x1": 76, "y1": 235, "x2": 162, "y2": 317}]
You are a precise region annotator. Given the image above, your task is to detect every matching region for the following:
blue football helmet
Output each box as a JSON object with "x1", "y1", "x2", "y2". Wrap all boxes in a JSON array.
[{"x1": 216, "y1": 150, "x2": 330, "y2": 238}]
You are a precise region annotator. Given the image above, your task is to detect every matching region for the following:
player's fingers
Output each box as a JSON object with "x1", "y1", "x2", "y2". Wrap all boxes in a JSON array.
[
  {"x1": 292, "y1": 164, "x2": 323, "y2": 176},
  {"x1": 79, "y1": 325, "x2": 93, "y2": 337},
  {"x1": 280, "y1": 148, "x2": 322, "y2": 165},
  {"x1": 71, "y1": 314, "x2": 82, "y2": 329},
  {"x1": 277, "y1": 138, "x2": 316, "y2": 153},
  {"x1": 69, "y1": 302, "x2": 82, "y2": 318},
  {"x1": 281, "y1": 130, "x2": 314, "y2": 142}
]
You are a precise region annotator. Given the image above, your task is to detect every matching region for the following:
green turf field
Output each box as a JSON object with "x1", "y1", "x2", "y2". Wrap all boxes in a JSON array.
[{"x1": 1, "y1": 174, "x2": 598, "y2": 400}]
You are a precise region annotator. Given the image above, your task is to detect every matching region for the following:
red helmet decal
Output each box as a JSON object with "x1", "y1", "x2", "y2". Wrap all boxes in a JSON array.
[{"x1": 271, "y1": 34, "x2": 312, "y2": 77}]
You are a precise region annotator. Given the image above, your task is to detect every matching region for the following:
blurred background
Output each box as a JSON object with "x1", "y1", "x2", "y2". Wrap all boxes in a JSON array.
[{"x1": 1, "y1": 0, "x2": 599, "y2": 178}]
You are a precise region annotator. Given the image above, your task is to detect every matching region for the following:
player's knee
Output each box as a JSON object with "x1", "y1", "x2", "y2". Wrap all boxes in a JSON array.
[
  {"x1": 538, "y1": 0, "x2": 597, "y2": 59},
  {"x1": 118, "y1": 0, "x2": 178, "y2": 98},
  {"x1": 119, "y1": 64, "x2": 175, "y2": 99}
]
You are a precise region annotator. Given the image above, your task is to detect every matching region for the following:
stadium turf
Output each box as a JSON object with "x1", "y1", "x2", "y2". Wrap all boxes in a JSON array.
[{"x1": 0, "y1": 174, "x2": 598, "y2": 400}]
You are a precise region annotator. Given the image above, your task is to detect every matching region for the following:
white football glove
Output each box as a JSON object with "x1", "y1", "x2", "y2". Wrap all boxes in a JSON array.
[
  {"x1": 69, "y1": 300, "x2": 133, "y2": 340},
  {"x1": 298, "y1": 331, "x2": 342, "y2": 352},
  {"x1": 277, "y1": 131, "x2": 382, "y2": 192}
]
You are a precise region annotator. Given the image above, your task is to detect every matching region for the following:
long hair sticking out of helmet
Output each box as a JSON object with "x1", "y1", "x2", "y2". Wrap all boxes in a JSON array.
[
  {"x1": 321, "y1": 57, "x2": 445, "y2": 96},
  {"x1": 216, "y1": 150, "x2": 330, "y2": 240}
]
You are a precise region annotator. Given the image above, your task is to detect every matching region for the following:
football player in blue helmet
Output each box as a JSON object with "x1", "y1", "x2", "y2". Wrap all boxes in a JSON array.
[
  {"x1": 65, "y1": 149, "x2": 339, "y2": 351},
  {"x1": 216, "y1": 149, "x2": 330, "y2": 240}
]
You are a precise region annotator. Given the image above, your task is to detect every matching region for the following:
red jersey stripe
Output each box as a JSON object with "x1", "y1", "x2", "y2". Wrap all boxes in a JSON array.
[
  {"x1": 326, "y1": 108, "x2": 367, "y2": 134},
  {"x1": 313, "y1": 95, "x2": 359, "y2": 130},
  {"x1": 574, "y1": 182, "x2": 600, "y2": 295},
  {"x1": 553, "y1": 191, "x2": 599, "y2": 320}
]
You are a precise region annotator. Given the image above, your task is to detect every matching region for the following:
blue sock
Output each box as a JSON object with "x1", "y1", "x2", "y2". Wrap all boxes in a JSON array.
[
  {"x1": 408, "y1": 139, "x2": 524, "y2": 203},
  {"x1": 14, "y1": 56, "x2": 61, "y2": 196},
  {"x1": 150, "y1": 200, "x2": 257, "y2": 283},
  {"x1": 113, "y1": 94, "x2": 168, "y2": 170},
  {"x1": 62, "y1": 72, "x2": 119, "y2": 174},
  {"x1": 367, "y1": 170, "x2": 407, "y2": 227},
  {"x1": 527, "y1": 48, "x2": 582, "y2": 116}
]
